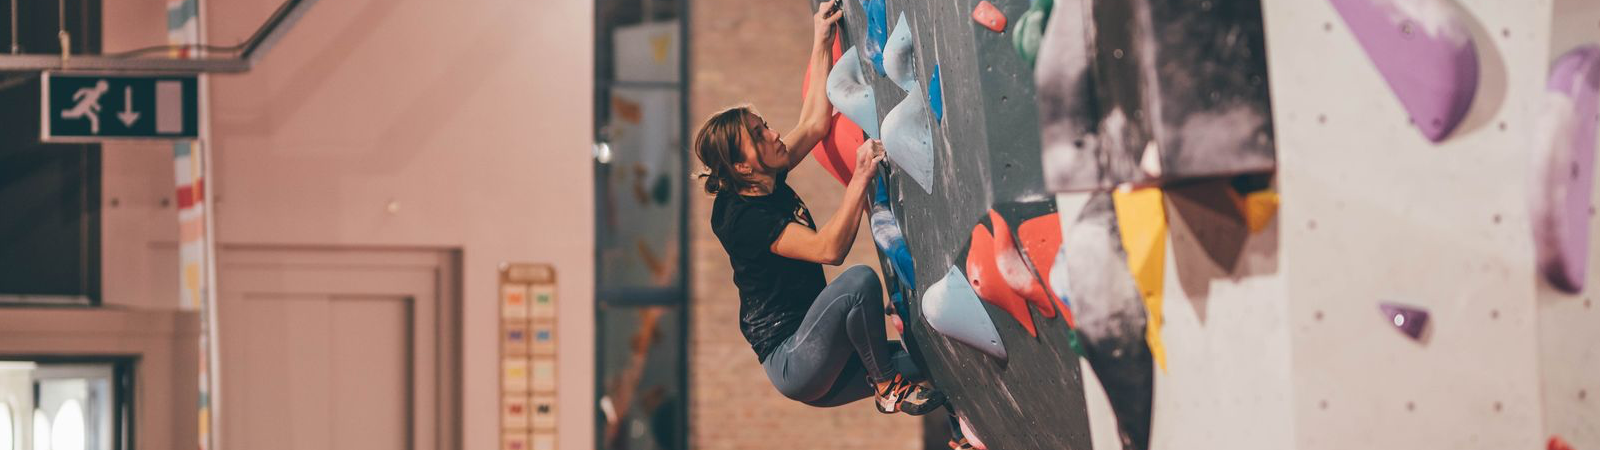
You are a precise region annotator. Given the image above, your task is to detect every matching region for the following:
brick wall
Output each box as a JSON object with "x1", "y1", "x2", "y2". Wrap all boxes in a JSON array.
[{"x1": 689, "y1": 0, "x2": 922, "y2": 448}]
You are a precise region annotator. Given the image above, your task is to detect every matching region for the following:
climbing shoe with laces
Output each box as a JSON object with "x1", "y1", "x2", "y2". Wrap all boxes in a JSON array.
[{"x1": 872, "y1": 373, "x2": 946, "y2": 415}]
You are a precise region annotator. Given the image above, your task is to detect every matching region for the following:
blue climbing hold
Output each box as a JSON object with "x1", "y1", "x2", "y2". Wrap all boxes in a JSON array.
[
  {"x1": 864, "y1": 0, "x2": 888, "y2": 76},
  {"x1": 870, "y1": 177, "x2": 916, "y2": 288},
  {"x1": 929, "y1": 64, "x2": 944, "y2": 122}
]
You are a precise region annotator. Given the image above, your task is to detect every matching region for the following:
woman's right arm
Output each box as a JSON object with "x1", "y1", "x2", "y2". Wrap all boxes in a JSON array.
[{"x1": 769, "y1": 139, "x2": 885, "y2": 265}]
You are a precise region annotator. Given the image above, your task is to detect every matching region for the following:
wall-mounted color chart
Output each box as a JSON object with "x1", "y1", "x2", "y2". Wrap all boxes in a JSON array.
[{"x1": 501, "y1": 263, "x2": 558, "y2": 450}]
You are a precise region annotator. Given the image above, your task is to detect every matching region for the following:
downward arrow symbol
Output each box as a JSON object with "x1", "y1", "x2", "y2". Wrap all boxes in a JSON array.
[{"x1": 117, "y1": 86, "x2": 140, "y2": 127}]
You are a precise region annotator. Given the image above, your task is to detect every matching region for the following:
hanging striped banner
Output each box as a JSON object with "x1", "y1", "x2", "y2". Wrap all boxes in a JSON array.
[
  {"x1": 168, "y1": 0, "x2": 209, "y2": 449},
  {"x1": 167, "y1": 0, "x2": 200, "y2": 58}
]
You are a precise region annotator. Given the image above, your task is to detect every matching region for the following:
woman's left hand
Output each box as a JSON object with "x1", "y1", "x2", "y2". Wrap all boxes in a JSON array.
[{"x1": 813, "y1": 0, "x2": 844, "y2": 47}]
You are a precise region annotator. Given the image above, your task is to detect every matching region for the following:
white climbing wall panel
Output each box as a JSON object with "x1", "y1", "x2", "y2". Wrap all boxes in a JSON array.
[
  {"x1": 1070, "y1": 0, "x2": 1600, "y2": 448},
  {"x1": 1540, "y1": 2, "x2": 1600, "y2": 447}
]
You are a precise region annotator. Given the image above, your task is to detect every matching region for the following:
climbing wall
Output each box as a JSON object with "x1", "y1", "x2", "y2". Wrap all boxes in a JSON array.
[
  {"x1": 831, "y1": 0, "x2": 1095, "y2": 448},
  {"x1": 819, "y1": 0, "x2": 1600, "y2": 448},
  {"x1": 1267, "y1": 0, "x2": 1600, "y2": 448}
]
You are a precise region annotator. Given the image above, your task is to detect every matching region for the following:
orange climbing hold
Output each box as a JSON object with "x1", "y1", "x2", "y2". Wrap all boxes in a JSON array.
[
  {"x1": 967, "y1": 224, "x2": 1038, "y2": 337},
  {"x1": 800, "y1": 37, "x2": 864, "y2": 185},
  {"x1": 971, "y1": 1, "x2": 1006, "y2": 33},
  {"x1": 1017, "y1": 212, "x2": 1074, "y2": 327},
  {"x1": 989, "y1": 210, "x2": 1057, "y2": 320}
]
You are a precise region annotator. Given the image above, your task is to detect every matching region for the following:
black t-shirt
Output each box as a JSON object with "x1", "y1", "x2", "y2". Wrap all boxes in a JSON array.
[{"x1": 710, "y1": 172, "x2": 827, "y2": 362}]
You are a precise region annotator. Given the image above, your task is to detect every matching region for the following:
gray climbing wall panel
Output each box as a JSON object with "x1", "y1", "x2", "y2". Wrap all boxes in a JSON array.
[{"x1": 833, "y1": 0, "x2": 1094, "y2": 449}]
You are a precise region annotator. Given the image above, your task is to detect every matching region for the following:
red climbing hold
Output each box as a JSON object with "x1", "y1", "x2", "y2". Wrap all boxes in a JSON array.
[
  {"x1": 1017, "y1": 212, "x2": 1074, "y2": 327},
  {"x1": 968, "y1": 223, "x2": 1038, "y2": 337},
  {"x1": 800, "y1": 37, "x2": 864, "y2": 185},
  {"x1": 1549, "y1": 436, "x2": 1575, "y2": 450},
  {"x1": 971, "y1": 1, "x2": 1007, "y2": 33},
  {"x1": 989, "y1": 210, "x2": 1057, "y2": 320}
]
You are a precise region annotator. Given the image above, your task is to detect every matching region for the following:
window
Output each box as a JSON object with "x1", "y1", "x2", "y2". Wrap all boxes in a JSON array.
[
  {"x1": 0, "y1": 0, "x2": 103, "y2": 306},
  {"x1": 0, "y1": 359, "x2": 132, "y2": 450}
]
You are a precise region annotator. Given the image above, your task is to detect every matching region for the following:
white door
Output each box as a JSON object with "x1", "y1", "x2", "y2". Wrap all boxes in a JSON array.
[{"x1": 218, "y1": 248, "x2": 457, "y2": 450}]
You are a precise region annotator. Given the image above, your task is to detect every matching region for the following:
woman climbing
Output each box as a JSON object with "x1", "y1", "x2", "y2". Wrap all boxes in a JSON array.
[{"x1": 691, "y1": 0, "x2": 946, "y2": 416}]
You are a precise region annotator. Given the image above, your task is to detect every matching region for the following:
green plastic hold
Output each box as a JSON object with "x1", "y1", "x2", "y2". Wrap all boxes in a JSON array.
[{"x1": 1013, "y1": 0, "x2": 1053, "y2": 67}]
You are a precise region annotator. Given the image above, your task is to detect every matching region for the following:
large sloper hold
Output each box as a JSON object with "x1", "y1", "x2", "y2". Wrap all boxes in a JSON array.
[
  {"x1": 922, "y1": 265, "x2": 1009, "y2": 361},
  {"x1": 828, "y1": 46, "x2": 883, "y2": 140},
  {"x1": 882, "y1": 88, "x2": 937, "y2": 193},
  {"x1": 884, "y1": 13, "x2": 919, "y2": 94},
  {"x1": 1064, "y1": 193, "x2": 1155, "y2": 450},
  {"x1": 1111, "y1": 187, "x2": 1167, "y2": 371},
  {"x1": 1034, "y1": 0, "x2": 1108, "y2": 192},
  {"x1": 1089, "y1": 0, "x2": 1276, "y2": 187},
  {"x1": 1329, "y1": 0, "x2": 1478, "y2": 142},
  {"x1": 1531, "y1": 45, "x2": 1600, "y2": 293}
]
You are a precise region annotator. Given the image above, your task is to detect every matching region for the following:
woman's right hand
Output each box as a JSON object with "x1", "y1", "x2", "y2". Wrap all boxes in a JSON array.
[{"x1": 852, "y1": 139, "x2": 886, "y2": 186}]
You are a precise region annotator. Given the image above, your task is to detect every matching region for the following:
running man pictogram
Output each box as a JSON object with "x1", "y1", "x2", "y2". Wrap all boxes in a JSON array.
[{"x1": 60, "y1": 79, "x2": 110, "y2": 134}]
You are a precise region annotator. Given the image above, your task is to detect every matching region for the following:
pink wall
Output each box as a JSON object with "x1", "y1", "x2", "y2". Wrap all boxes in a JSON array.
[{"x1": 100, "y1": 0, "x2": 596, "y2": 448}]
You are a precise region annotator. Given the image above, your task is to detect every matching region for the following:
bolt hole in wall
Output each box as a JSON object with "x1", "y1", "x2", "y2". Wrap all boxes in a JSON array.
[{"x1": 0, "y1": 359, "x2": 133, "y2": 450}]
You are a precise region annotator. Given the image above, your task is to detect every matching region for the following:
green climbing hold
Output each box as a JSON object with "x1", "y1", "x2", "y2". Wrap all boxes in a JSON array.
[
  {"x1": 1066, "y1": 327, "x2": 1086, "y2": 359},
  {"x1": 1013, "y1": 0, "x2": 1053, "y2": 67}
]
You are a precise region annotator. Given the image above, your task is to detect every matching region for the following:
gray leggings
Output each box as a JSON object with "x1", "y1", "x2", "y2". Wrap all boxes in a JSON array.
[{"x1": 762, "y1": 265, "x2": 909, "y2": 407}]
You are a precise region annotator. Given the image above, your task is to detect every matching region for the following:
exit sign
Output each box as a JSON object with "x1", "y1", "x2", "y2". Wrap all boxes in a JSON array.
[{"x1": 41, "y1": 72, "x2": 199, "y2": 142}]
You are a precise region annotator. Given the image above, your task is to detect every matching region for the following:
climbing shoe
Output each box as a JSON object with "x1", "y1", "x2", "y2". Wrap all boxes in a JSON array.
[{"x1": 871, "y1": 373, "x2": 946, "y2": 415}]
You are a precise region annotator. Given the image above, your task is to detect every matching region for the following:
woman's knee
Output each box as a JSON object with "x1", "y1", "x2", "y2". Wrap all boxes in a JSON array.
[{"x1": 838, "y1": 265, "x2": 882, "y2": 296}]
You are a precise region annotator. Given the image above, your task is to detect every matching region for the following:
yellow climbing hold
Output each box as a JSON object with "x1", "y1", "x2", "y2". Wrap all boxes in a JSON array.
[
  {"x1": 1112, "y1": 187, "x2": 1168, "y2": 371},
  {"x1": 1241, "y1": 190, "x2": 1279, "y2": 233}
]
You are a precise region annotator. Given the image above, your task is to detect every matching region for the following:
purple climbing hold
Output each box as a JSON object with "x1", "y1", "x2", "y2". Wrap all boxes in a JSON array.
[
  {"x1": 929, "y1": 64, "x2": 944, "y2": 122},
  {"x1": 1329, "y1": 0, "x2": 1479, "y2": 142},
  {"x1": 1531, "y1": 45, "x2": 1600, "y2": 293},
  {"x1": 1379, "y1": 302, "x2": 1429, "y2": 341},
  {"x1": 922, "y1": 266, "x2": 1008, "y2": 362}
]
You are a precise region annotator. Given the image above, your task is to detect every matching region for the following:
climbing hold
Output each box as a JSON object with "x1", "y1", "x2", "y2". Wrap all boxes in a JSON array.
[
  {"x1": 1242, "y1": 190, "x2": 1279, "y2": 233},
  {"x1": 929, "y1": 64, "x2": 944, "y2": 123},
  {"x1": 1329, "y1": 0, "x2": 1478, "y2": 142},
  {"x1": 971, "y1": 0, "x2": 1007, "y2": 33},
  {"x1": 967, "y1": 223, "x2": 1038, "y2": 337},
  {"x1": 1548, "y1": 435, "x2": 1576, "y2": 450},
  {"x1": 884, "y1": 13, "x2": 918, "y2": 93},
  {"x1": 1017, "y1": 211, "x2": 1071, "y2": 324},
  {"x1": 827, "y1": 46, "x2": 882, "y2": 139},
  {"x1": 882, "y1": 88, "x2": 936, "y2": 193},
  {"x1": 1013, "y1": 0, "x2": 1052, "y2": 66},
  {"x1": 1033, "y1": 0, "x2": 1101, "y2": 192},
  {"x1": 990, "y1": 210, "x2": 1058, "y2": 319},
  {"x1": 1165, "y1": 179, "x2": 1249, "y2": 271},
  {"x1": 922, "y1": 266, "x2": 1009, "y2": 361},
  {"x1": 957, "y1": 414, "x2": 988, "y2": 450},
  {"x1": 871, "y1": 179, "x2": 917, "y2": 288},
  {"x1": 801, "y1": 38, "x2": 864, "y2": 185},
  {"x1": 1111, "y1": 187, "x2": 1167, "y2": 371},
  {"x1": 864, "y1": 0, "x2": 889, "y2": 76},
  {"x1": 1531, "y1": 45, "x2": 1600, "y2": 294},
  {"x1": 1064, "y1": 193, "x2": 1155, "y2": 450},
  {"x1": 1379, "y1": 302, "x2": 1429, "y2": 341}
]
